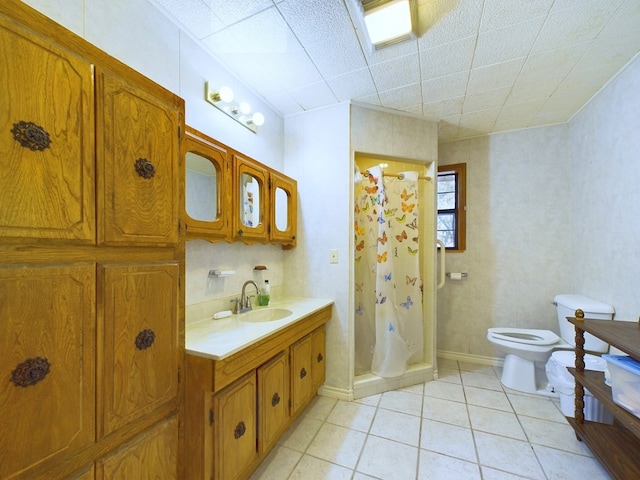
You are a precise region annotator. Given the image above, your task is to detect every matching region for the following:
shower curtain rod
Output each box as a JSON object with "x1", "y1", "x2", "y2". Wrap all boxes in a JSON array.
[{"x1": 363, "y1": 170, "x2": 432, "y2": 181}]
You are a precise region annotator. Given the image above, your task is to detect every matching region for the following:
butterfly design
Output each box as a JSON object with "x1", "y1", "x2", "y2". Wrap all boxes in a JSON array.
[
  {"x1": 396, "y1": 230, "x2": 407, "y2": 242},
  {"x1": 395, "y1": 214, "x2": 406, "y2": 223},
  {"x1": 407, "y1": 247, "x2": 418, "y2": 255},
  {"x1": 362, "y1": 202, "x2": 371, "y2": 213},
  {"x1": 387, "y1": 322, "x2": 395, "y2": 332},
  {"x1": 384, "y1": 272, "x2": 392, "y2": 281},
  {"x1": 412, "y1": 236, "x2": 419, "y2": 243},
  {"x1": 355, "y1": 283, "x2": 363, "y2": 292},
  {"x1": 401, "y1": 202, "x2": 416, "y2": 213},
  {"x1": 400, "y1": 188, "x2": 415, "y2": 201},
  {"x1": 377, "y1": 251, "x2": 387, "y2": 263},
  {"x1": 355, "y1": 224, "x2": 365, "y2": 237},
  {"x1": 365, "y1": 185, "x2": 378, "y2": 194},
  {"x1": 368, "y1": 173, "x2": 378, "y2": 184},
  {"x1": 377, "y1": 293, "x2": 387, "y2": 304},
  {"x1": 355, "y1": 303, "x2": 364, "y2": 315},
  {"x1": 371, "y1": 195, "x2": 380, "y2": 205},
  {"x1": 378, "y1": 231, "x2": 388, "y2": 245},
  {"x1": 406, "y1": 275, "x2": 417, "y2": 286},
  {"x1": 355, "y1": 255, "x2": 362, "y2": 262},
  {"x1": 367, "y1": 214, "x2": 374, "y2": 222},
  {"x1": 354, "y1": 204, "x2": 360, "y2": 214},
  {"x1": 384, "y1": 207, "x2": 398, "y2": 216},
  {"x1": 377, "y1": 215, "x2": 385, "y2": 224},
  {"x1": 406, "y1": 218, "x2": 418, "y2": 230},
  {"x1": 400, "y1": 296, "x2": 413, "y2": 310},
  {"x1": 355, "y1": 240, "x2": 365, "y2": 251}
]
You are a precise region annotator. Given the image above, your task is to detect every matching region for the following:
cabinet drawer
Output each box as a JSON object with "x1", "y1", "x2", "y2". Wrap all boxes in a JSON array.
[
  {"x1": 98, "y1": 262, "x2": 179, "y2": 437},
  {"x1": 290, "y1": 335, "x2": 313, "y2": 416},
  {"x1": 97, "y1": 416, "x2": 178, "y2": 479},
  {"x1": 0, "y1": 264, "x2": 96, "y2": 479}
]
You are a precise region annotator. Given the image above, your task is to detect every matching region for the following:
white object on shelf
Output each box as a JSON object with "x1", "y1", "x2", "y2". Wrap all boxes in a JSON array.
[
  {"x1": 213, "y1": 310, "x2": 233, "y2": 320},
  {"x1": 602, "y1": 354, "x2": 640, "y2": 418},
  {"x1": 209, "y1": 269, "x2": 235, "y2": 277}
]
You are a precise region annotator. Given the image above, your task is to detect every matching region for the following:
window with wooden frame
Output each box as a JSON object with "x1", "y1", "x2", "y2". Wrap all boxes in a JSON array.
[{"x1": 437, "y1": 163, "x2": 466, "y2": 252}]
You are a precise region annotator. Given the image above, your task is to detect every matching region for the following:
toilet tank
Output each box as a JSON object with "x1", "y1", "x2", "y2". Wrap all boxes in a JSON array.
[{"x1": 555, "y1": 294, "x2": 614, "y2": 353}]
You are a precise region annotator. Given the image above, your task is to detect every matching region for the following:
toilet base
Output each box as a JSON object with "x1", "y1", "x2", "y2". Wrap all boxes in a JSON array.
[{"x1": 500, "y1": 353, "x2": 554, "y2": 395}]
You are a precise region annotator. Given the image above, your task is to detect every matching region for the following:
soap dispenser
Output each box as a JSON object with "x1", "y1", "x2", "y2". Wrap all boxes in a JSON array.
[{"x1": 258, "y1": 279, "x2": 270, "y2": 306}]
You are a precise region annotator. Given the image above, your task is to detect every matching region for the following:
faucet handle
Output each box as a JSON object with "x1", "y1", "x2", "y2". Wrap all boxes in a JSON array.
[
  {"x1": 230, "y1": 297, "x2": 240, "y2": 314},
  {"x1": 245, "y1": 295, "x2": 255, "y2": 309}
]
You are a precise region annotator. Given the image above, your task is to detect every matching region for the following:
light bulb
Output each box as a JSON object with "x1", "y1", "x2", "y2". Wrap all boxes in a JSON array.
[
  {"x1": 211, "y1": 86, "x2": 234, "y2": 103},
  {"x1": 250, "y1": 112, "x2": 265, "y2": 127},
  {"x1": 239, "y1": 102, "x2": 251, "y2": 115}
]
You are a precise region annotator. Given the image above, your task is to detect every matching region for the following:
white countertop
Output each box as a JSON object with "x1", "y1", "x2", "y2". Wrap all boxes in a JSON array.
[{"x1": 186, "y1": 297, "x2": 334, "y2": 360}]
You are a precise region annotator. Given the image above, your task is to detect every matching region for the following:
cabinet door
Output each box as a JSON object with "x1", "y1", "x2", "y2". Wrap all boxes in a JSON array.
[
  {"x1": 257, "y1": 352, "x2": 289, "y2": 455},
  {"x1": 0, "y1": 16, "x2": 95, "y2": 243},
  {"x1": 182, "y1": 126, "x2": 231, "y2": 240},
  {"x1": 311, "y1": 327, "x2": 326, "y2": 392},
  {"x1": 97, "y1": 70, "x2": 179, "y2": 246},
  {"x1": 269, "y1": 170, "x2": 297, "y2": 247},
  {"x1": 98, "y1": 262, "x2": 179, "y2": 437},
  {"x1": 290, "y1": 335, "x2": 313, "y2": 416},
  {"x1": 233, "y1": 154, "x2": 269, "y2": 243},
  {"x1": 97, "y1": 416, "x2": 178, "y2": 479},
  {"x1": 0, "y1": 265, "x2": 95, "y2": 479},
  {"x1": 213, "y1": 371, "x2": 258, "y2": 480}
]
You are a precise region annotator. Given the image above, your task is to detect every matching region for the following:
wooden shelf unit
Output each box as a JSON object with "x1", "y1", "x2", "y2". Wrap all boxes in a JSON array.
[{"x1": 567, "y1": 316, "x2": 640, "y2": 479}]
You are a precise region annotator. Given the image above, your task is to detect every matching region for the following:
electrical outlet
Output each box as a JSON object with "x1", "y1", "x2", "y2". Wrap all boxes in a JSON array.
[{"x1": 329, "y1": 249, "x2": 339, "y2": 264}]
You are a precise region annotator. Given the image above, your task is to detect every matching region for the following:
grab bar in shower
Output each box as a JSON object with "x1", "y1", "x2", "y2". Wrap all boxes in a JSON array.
[{"x1": 436, "y1": 240, "x2": 445, "y2": 290}]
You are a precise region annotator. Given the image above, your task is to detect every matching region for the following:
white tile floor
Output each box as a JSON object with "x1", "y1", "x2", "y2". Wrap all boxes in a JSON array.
[{"x1": 249, "y1": 359, "x2": 613, "y2": 480}]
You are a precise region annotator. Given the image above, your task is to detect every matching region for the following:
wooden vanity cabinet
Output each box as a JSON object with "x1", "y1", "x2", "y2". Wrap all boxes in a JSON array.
[
  {"x1": 181, "y1": 126, "x2": 232, "y2": 241},
  {"x1": 185, "y1": 306, "x2": 331, "y2": 480},
  {"x1": 0, "y1": 2, "x2": 184, "y2": 479}
]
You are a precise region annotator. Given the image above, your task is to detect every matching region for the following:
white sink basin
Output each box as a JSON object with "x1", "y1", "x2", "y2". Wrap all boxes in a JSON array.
[{"x1": 239, "y1": 308, "x2": 292, "y2": 322}]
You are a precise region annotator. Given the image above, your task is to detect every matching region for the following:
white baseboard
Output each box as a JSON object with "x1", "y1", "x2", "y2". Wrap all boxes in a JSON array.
[
  {"x1": 318, "y1": 384, "x2": 353, "y2": 402},
  {"x1": 436, "y1": 350, "x2": 504, "y2": 368}
]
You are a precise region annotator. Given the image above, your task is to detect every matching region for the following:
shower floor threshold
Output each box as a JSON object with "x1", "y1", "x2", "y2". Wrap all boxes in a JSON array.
[{"x1": 353, "y1": 363, "x2": 434, "y2": 399}]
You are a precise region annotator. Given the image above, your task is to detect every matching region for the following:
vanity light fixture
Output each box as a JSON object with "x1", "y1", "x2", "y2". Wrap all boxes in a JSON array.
[
  {"x1": 359, "y1": 0, "x2": 416, "y2": 49},
  {"x1": 205, "y1": 81, "x2": 265, "y2": 133}
]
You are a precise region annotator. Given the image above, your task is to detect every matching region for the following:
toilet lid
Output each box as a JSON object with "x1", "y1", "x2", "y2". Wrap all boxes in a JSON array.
[{"x1": 551, "y1": 350, "x2": 607, "y2": 371}]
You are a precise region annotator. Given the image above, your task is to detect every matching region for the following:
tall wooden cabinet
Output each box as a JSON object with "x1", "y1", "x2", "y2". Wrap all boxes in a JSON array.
[{"x1": 0, "y1": 2, "x2": 184, "y2": 479}]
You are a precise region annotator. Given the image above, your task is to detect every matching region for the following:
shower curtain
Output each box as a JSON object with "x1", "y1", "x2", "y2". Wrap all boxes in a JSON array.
[{"x1": 354, "y1": 166, "x2": 423, "y2": 378}]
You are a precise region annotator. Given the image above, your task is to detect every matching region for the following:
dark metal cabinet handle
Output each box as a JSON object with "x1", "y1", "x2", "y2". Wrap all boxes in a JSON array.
[
  {"x1": 234, "y1": 421, "x2": 246, "y2": 439},
  {"x1": 134, "y1": 158, "x2": 156, "y2": 179},
  {"x1": 11, "y1": 121, "x2": 51, "y2": 151},
  {"x1": 271, "y1": 392, "x2": 280, "y2": 407},
  {"x1": 11, "y1": 357, "x2": 51, "y2": 387},
  {"x1": 300, "y1": 367, "x2": 307, "y2": 379},
  {"x1": 317, "y1": 353, "x2": 323, "y2": 363},
  {"x1": 135, "y1": 329, "x2": 155, "y2": 350}
]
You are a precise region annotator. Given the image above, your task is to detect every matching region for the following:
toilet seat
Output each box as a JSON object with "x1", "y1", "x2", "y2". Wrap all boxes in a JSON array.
[{"x1": 488, "y1": 328, "x2": 560, "y2": 346}]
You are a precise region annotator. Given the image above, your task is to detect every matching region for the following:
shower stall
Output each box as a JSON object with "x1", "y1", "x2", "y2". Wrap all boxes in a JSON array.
[{"x1": 353, "y1": 153, "x2": 438, "y2": 399}]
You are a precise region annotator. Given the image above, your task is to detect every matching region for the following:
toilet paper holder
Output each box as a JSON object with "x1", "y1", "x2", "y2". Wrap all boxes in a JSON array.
[{"x1": 446, "y1": 272, "x2": 468, "y2": 278}]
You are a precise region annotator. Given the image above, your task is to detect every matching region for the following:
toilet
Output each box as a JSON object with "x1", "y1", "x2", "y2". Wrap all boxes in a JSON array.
[{"x1": 487, "y1": 294, "x2": 614, "y2": 395}]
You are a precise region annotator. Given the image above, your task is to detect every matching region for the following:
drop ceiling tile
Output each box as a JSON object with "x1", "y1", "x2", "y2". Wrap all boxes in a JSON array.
[
  {"x1": 421, "y1": 72, "x2": 468, "y2": 102},
  {"x1": 459, "y1": 107, "x2": 501, "y2": 131},
  {"x1": 462, "y1": 87, "x2": 510, "y2": 113},
  {"x1": 370, "y1": 53, "x2": 421, "y2": 91},
  {"x1": 278, "y1": 0, "x2": 355, "y2": 41},
  {"x1": 472, "y1": 18, "x2": 544, "y2": 68},
  {"x1": 417, "y1": 0, "x2": 483, "y2": 48},
  {"x1": 419, "y1": 36, "x2": 476, "y2": 80},
  {"x1": 506, "y1": 75, "x2": 564, "y2": 105},
  {"x1": 422, "y1": 96, "x2": 464, "y2": 119},
  {"x1": 353, "y1": 93, "x2": 382, "y2": 107},
  {"x1": 467, "y1": 58, "x2": 525, "y2": 94},
  {"x1": 519, "y1": 42, "x2": 590, "y2": 83},
  {"x1": 495, "y1": 99, "x2": 546, "y2": 127},
  {"x1": 532, "y1": 1, "x2": 622, "y2": 53},
  {"x1": 378, "y1": 82, "x2": 422, "y2": 110},
  {"x1": 288, "y1": 81, "x2": 338, "y2": 111},
  {"x1": 479, "y1": 0, "x2": 553, "y2": 32},
  {"x1": 326, "y1": 68, "x2": 377, "y2": 102},
  {"x1": 206, "y1": 0, "x2": 274, "y2": 27},
  {"x1": 154, "y1": 0, "x2": 216, "y2": 39}
]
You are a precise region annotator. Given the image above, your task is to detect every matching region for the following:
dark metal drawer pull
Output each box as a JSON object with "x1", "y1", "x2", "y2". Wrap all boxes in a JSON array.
[
  {"x1": 271, "y1": 392, "x2": 280, "y2": 407},
  {"x1": 134, "y1": 158, "x2": 156, "y2": 179},
  {"x1": 135, "y1": 329, "x2": 155, "y2": 350},
  {"x1": 12, "y1": 121, "x2": 51, "y2": 151},
  {"x1": 317, "y1": 353, "x2": 323, "y2": 363},
  {"x1": 234, "y1": 421, "x2": 246, "y2": 439},
  {"x1": 300, "y1": 367, "x2": 307, "y2": 379},
  {"x1": 11, "y1": 356, "x2": 51, "y2": 387}
]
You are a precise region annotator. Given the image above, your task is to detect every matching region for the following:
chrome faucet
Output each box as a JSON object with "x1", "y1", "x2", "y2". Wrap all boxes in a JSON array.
[{"x1": 236, "y1": 280, "x2": 260, "y2": 313}]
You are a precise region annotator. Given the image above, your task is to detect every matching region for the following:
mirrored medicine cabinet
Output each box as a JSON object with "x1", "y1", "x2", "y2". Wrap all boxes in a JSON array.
[{"x1": 181, "y1": 126, "x2": 297, "y2": 248}]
